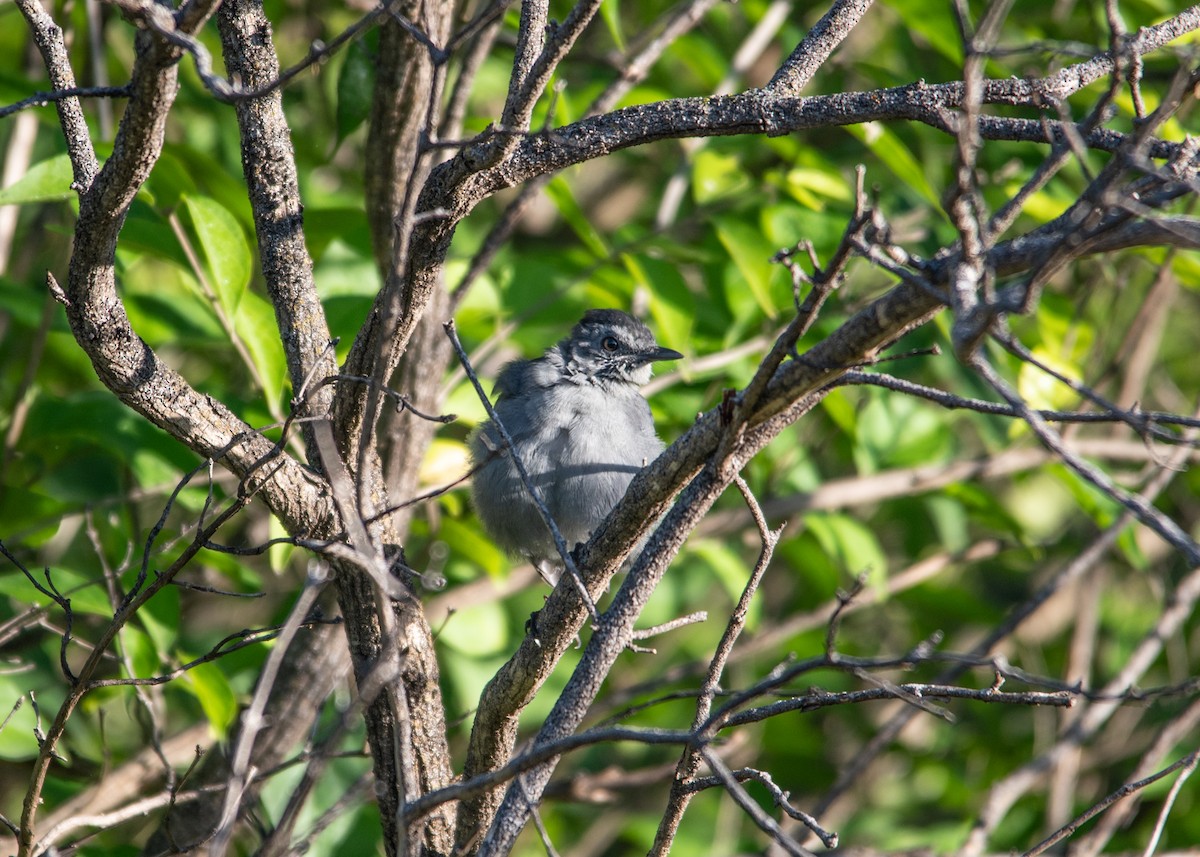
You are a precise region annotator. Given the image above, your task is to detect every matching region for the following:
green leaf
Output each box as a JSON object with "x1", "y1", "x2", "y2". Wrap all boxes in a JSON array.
[
  {"x1": 688, "y1": 539, "x2": 760, "y2": 623},
  {"x1": 183, "y1": 195, "x2": 251, "y2": 320},
  {"x1": 0, "y1": 567, "x2": 114, "y2": 617},
  {"x1": 137, "y1": 586, "x2": 180, "y2": 655},
  {"x1": 857, "y1": 391, "x2": 951, "y2": 470},
  {"x1": 692, "y1": 150, "x2": 750, "y2": 204},
  {"x1": 545, "y1": 177, "x2": 609, "y2": 258},
  {"x1": 439, "y1": 517, "x2": 507, "y2": 578},
  {"x1": 714, "y1": 216, "x2": 780, "y2": 317},
  {"x1": 181, "y1": 660, "x2": 239, "y2": 735},
  {"x1": 306, "y1": 207, "x2": 373, "y2": 261},
  {"x1": 0, "y1": 276, "x2": 53, "y2": 329},
  {"x1": 234, "y1": 290, "x2": 287, "y2": 407},
  {"x1": 804, "y1": 512, "x2": 888, "y2": 590},
  {"x1": 336, "y1": 37, "x2": 376, "y2": 145},
  {"x1": 269, "y1": 513, "x2": 294, "y2": 573},
  {"x1": 846, "y1": 123, "x2": 941, "y2": 208},
  {"x1": 0, "y1": 686, "x2": 39, "y2": 761},
  {"x1": 120, "y1": 623, "x2": 162, "y2": 678},
  {"x1": 881, "y1": 0, "x2": 962, "y2": 63},
  {"x1": 0, "y1": 153, "x2": 75, "y2": 205},
  {"x1": 600, "y1": 0, "x2": 626, "y2": 51},
  {"x1": 1017, "y1": 346, "x2": 1082, "y2": 411},
  {"x1": 942, "y1": 482, "x2": 1028, "y2": 542},
  {"x1": 436, "y1": 599, "x2": 510, "y2": 657},
  {"x1": 781, "y1": 167, "x2": 852, "y2": 210},
  {"x1": 0, "y1": 485, "x2": 63, "y2": 541},
  {"x1": 623, "y1": 254, "x2": 693, "y2": 353},
  {"x1": 820, "y1": 387, "x2": 858, "y2": 436}
]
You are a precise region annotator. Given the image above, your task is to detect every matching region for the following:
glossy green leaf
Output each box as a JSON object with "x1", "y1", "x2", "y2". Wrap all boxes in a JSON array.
[
  {"x1": 0, "y1": 153, "x2": 74, "y2": 205},
  {"x1": 184, "y1": 195, "x2": 251, "y2": 320},
  {"x1": 234, "y1": 290, "x2": 288, "y2": 407},
  {"x1": 181, "y1": 660, "x2": 239, "y2": 735}
]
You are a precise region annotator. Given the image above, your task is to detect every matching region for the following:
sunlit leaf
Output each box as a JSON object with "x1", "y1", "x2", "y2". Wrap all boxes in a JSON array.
[
  {"x1": 0, "y1": 153, "x2": 74, "y2": 205},
  {"x1": 183, "y1": 195, "x2": 252, "y2": 320},
  {"x1": 438, "y1": 517, "x2": 507, "y2": 578},
  {"x1": 688, "y1": 539, "x2": 760, "y2": 625},
  {"x1": 804, "y1": 512, "x2": 888, "y2": 591},
  {"x1": 714, "y1": 216, "x2": 781, "y2": 317},
  {"x1": 623, "y1": 254, "x2": 694, "y2": 353},
  {"x1": 0, "y1": 566, "x2": 113, "y2": 617},
  {"x1": 269, "y1": 513, "x2": 294, "y2": 573},
  {"x1": 692, "y1": 150, "x2": 750, "y2": 204},
  {"x1": 234, "y1": 290, "x2": 287, "y2": 407},
  {"x1": 600, "y1": 0, "x2": 626, "y2": 51},
  {"x1": 181, "y1": 660, "x2": 239, "y2": 735},
  {"x1": 846, "y1": 123, "x2": 941, "y2": 208},
  {"x1": 0, "y1": 685, "x2": 39, "y2": 761},
  {"x1": 782, "y1": 167, "x2": 852, "y2": 209},
  {"x1": 436, "y1": 599, "x2": 510, "y2": 657},
  {"x1": 1017, "y1": 346, "x2": 1082, "y2": 411}
]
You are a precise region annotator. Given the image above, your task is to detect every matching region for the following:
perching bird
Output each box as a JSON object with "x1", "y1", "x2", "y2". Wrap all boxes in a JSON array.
[{"x1": 470, "y1": 309, "x2": 683, "y2": 584}]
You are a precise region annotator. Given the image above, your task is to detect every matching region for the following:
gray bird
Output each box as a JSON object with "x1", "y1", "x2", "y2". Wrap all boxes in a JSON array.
[{"x1": 470, "y1": 309, "x2": 683, "y2": 584}]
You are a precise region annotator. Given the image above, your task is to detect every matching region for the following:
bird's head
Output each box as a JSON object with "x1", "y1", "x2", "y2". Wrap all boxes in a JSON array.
[{"x1": 558, "y1": 309, "x2": 683, "y2": 386}]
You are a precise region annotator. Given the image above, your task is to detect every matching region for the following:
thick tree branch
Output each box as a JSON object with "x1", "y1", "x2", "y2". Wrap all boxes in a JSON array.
[{"x1": 217, "y1": 0, "x2": 339, "y2": 458}]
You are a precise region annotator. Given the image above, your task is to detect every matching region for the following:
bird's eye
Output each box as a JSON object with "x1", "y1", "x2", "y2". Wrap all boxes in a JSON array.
[{"x1": 601, "y1": 336, "x2": 619, "y2": 352}]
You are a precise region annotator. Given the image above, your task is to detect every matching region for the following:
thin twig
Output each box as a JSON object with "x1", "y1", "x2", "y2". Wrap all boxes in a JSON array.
[{"x1": 1021, "y1": 751, "x2": 1200, "y2": 857}]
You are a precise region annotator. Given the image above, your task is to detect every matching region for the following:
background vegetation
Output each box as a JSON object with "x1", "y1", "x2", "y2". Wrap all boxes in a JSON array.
[{"x1": 1, "y1": 0, "x2": 1199, "y2": 855}]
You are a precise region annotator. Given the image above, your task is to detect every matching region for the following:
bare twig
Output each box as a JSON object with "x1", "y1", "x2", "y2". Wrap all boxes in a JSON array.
[
  {"x1": 208, "y1": 565, "x2": 328, "y2": 857},
  {"x1": 1021, "y1": 751, "x2": 1200, "y2": 857}
]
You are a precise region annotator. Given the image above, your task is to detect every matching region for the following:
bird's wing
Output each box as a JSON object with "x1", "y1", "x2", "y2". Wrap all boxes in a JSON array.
[
  {"x1": 494, "y1": 356, "x2": 561, "y2": 401},
  {"x1": 493, "y1": 359, "x2": 533, "y2": 400}
]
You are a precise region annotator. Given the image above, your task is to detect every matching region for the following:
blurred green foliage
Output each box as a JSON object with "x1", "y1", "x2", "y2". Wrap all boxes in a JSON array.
[{"x1": 1, "y1": 0, "x2": 1199, "y2": 854}]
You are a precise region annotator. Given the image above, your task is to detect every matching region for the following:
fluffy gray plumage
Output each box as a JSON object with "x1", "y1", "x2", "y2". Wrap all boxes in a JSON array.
[{"x1": 470, "y1": 310, "x2": 683, "y2": 583}]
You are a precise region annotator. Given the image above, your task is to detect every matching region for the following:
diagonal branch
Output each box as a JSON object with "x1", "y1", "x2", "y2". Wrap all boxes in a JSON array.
[{"x1": 766, "y1": 0, "x2": 875, "y2": 96}]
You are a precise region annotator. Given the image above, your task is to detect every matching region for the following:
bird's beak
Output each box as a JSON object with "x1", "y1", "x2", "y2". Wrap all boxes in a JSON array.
[{"x1": 645, "y1": 346, "x2": 684, "y2": 363}]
